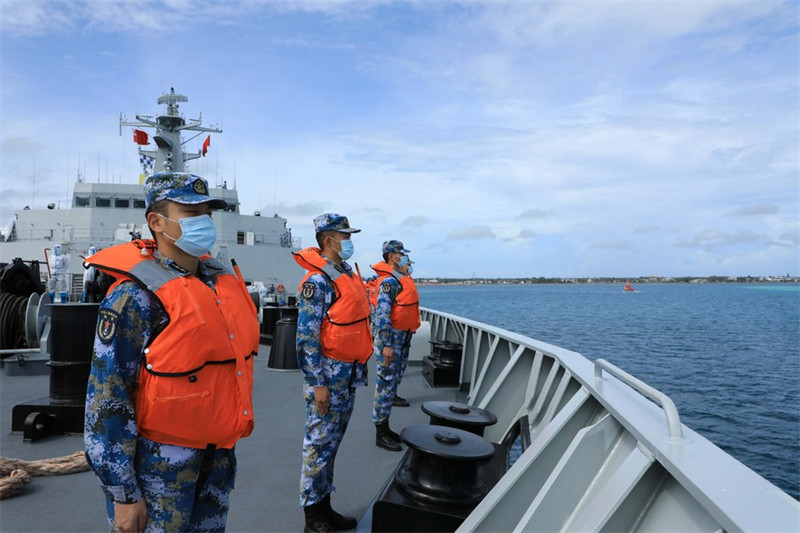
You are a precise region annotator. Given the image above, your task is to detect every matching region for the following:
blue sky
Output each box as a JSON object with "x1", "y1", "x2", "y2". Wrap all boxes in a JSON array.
[{"x1": 1, "y1": 1, "x2": 797, "y2": 278}]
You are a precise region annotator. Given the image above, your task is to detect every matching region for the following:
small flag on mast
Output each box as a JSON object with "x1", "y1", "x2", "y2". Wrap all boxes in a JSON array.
[
  {"x1": 202, "y1": 135, "x2": 211, "y2": 156},
  {"x1": 133, "y1": 129, "x2": 149, "y2": 145},
  {"x1": 139, "y1": 153, "x2": 155, "y2": 176}
]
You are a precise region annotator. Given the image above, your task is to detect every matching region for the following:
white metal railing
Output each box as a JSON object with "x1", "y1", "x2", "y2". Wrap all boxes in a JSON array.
[
  {"x1": 594, "y1": 358, "x2": 683, "y2": 440},
  {"x1": 419, "y1": 307, "x2": 800, "y2": 533}
]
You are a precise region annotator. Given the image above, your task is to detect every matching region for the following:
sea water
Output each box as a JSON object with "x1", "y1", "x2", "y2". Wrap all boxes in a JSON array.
[{"x1": 418, "y1": 283, "x2": 800, "y2": 500}]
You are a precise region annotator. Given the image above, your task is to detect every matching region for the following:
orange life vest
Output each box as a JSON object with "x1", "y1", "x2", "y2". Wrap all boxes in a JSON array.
[
  {"x1": 370, "y1": 261, "x2": 421, "y2": 332},
  {"x1": 293, "y1": 247, "x2": 373, "y2": 363},
  {"x1": 86, "y1": 240, "x2": 259, "y2": 450}
]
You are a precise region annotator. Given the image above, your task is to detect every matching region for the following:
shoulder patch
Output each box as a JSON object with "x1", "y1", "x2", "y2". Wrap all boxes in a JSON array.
[
  {"x1": 301, "y1": 281, "x2": 316, "y2": 299},
  {"x1": 380, "y1": 282, "x2": 392, "y2": 293},
  {"x1": 97, "y1": 309, "x2": 119, "y2": 344}
]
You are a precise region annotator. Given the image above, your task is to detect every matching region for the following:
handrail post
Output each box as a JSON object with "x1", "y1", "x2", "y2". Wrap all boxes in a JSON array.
[{"x1": 594, "y1": 358, "x2": 684, "y2": 440}]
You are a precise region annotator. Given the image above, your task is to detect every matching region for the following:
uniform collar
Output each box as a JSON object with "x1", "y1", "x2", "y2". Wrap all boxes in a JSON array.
[
  {"x1": 153, "y1": 249, "x2": 215, "y2": 282},
  {"x1": 329, "y1": 258, "x2": 352, "y2": 275}
]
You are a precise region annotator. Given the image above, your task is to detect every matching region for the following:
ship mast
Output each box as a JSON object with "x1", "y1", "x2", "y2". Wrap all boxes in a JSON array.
[{"x1": 119, "y1": 87, "x2": 221, "y2": 174}]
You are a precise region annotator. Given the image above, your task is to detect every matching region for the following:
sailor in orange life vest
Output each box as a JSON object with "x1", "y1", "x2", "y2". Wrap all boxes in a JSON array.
[
  {"x1": 369, "y1": 240, "x2": 421, "y2": 451},
  {"x1": 83, "y1": 172, "x2": 260, "y2": 533},
  {"x1": 293, "y1": 213, "x2": 373, "y2": 533}
]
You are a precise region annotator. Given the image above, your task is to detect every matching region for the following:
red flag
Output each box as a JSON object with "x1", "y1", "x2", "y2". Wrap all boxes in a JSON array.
[
  {"x1": 202, "y1": 135, "x2": 210, "y2": 156},
  {"x1": 133, "y1": 129, "x2": 149, "y2": 145}
]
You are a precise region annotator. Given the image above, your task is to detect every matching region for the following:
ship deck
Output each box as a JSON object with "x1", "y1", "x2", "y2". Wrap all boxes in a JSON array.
[{"x1": 0, "y1": 345, "x2": 457, "y2": 533}]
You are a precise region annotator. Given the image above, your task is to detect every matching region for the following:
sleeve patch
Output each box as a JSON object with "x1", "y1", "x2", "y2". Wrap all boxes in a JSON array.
[
  {"x1": 301, "y1": 282, "x2": 316, "y2": 299},
  {"x1": 97, "y1": 309, "x2": 119, "y2": 344},
  {"x1": 380, "y1": 282, "x2": 392, "y2": 293}
]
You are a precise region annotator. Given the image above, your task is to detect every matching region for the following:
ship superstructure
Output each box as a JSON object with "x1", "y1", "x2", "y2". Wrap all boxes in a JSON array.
[{"x1": 0, "y1": 89, "x2": 302, "y2": 295}]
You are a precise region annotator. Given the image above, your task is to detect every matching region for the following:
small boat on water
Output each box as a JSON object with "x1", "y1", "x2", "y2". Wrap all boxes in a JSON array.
[{"x1": 624, "y1": 281, "x2": 635, "y2": 292}]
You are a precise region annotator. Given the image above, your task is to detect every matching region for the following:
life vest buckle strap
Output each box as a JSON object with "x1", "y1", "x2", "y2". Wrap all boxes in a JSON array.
[
  {"x1": 144, "y1": 353, "x2": 254, "y2": 377},
  {"x1": 324, "y1": 315, "x2": 369, "y2": 327},
  {"x1": 194, "y1": 443, "x2": 217, "y2": 500},
  {"x1": 348, "y1": 362, "x2": 357, "y2": 390}
]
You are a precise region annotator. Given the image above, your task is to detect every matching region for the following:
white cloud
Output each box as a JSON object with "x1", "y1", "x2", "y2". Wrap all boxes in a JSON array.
[
  {"x1": 517, "y1": 209, "x2": 550, "y2": 220},
  {"x1": 448, "y1": 225, "x2": 497, "y2": 241},
  {"x1": 634, "y1": 225, "x2": 661, "y2": 235},
  {"x1": 0, "y1": 0, "x2": 796, "y2": 276},
  {"x1": 728, "y1": 204, "x2": 781, "y2": 217},
  {"x1": 402, "y1": 215, "x2": 427, "y2": 228},
  {"x1": 779, "y1": 230, "x2": 800, "y2": 246},
  {"x1": 674, "y1": 229, "x2": 770, "y2": 252}
]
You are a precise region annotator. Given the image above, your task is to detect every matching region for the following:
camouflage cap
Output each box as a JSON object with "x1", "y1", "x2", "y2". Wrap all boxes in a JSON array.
[
  {"x1": 313, "y1": 213, "x2": 360, "y2": 234},
  {"x1": 382, "y1": 240, "x2": 410, "y2": 255},
  {"x1": 144, "y1": 172, "x2": 226, "y2": 209}
]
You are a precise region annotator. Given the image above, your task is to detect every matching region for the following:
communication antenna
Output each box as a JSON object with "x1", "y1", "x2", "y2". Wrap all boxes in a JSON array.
[{"x1": 66, "y1": 151, "x2": 71, "y2": 207}]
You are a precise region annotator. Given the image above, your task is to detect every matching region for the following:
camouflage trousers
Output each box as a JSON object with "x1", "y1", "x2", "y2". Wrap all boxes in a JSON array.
[
  {"x1": 372, "y1": 332, "x2": 412, "y2": 424},
  {"x1": 105, "y1": 438, "x2": 236, "y2": 532},
  {"x1": 299, "y1": 376, "x2": 357, "y2": 507}
]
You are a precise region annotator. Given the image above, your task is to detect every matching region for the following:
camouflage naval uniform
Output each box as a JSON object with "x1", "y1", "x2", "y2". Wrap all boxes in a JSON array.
[
  {"x1": 297, "y1": 260, "x2": 368, "y2": 507},
  {"x1": 84, "y1": 251, "x2": 236, "y2": 532},
  {"x1": 372, "y1": 276, "x2": 412, "y2": 424}
]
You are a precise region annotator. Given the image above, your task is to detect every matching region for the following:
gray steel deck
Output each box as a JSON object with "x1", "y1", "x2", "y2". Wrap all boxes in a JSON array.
[
  {"x1": 4, "y1": 309, "x2": 799, "y2": 533},
  {"x1": 0, "y1": 343, "x2": 453, "y2": 533}
]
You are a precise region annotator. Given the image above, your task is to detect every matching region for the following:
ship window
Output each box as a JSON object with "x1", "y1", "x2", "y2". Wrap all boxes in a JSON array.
[
  {"x1": 133, "y1": 199, "x2": 146, "y2": 208},
  {"x1": 115, "y1": 198, "x2": 130, "y2": 208},
  {"x1": 237, "y1": 231, "x2": 246, "y2": 245},
  {"x1": 74, "y1": 197, "x2": 90, "y2": 207},
  {"x1": 96, "y1": 198, "x2": 111, "y2": 207}
]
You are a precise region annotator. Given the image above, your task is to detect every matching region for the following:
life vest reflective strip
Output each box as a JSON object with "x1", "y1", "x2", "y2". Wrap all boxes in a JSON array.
[
  {"x1": 86, "y1": 241, "x2": 259, "y2": 450},
  {"x1": 293, "y1": 248, "x2": 373, "y2": 363},
  {"x1": 370, "y1": 262, "x2": 421, "y2": 332}
]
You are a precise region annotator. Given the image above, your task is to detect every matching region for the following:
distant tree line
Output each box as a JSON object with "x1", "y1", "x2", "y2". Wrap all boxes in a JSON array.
[{"x1": 417, "y1": 275, "x2": 798, "y2": 285}]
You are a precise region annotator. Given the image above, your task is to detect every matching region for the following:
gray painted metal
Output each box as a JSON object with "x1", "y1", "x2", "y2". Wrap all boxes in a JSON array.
[
  {"x1": 418, "y1": 308, "x2": 800, "y2": 532},
  {"x1": 3, "y1": 305, "x2": 796, "y2": 531},
  {"x1": 595, "y1": 358, "x2": 683, "y2": 440}
]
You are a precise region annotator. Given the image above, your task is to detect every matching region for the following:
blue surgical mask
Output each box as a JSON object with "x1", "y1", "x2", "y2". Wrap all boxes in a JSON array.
[
  {"x1": 160, "y1": 213, "x2": 217, "y2": 257},
  {"x1": 399, "y1": 255, "x2": 410, "y2": 267},
  {"x1": 407, "y1": 265, "x2": 414, "y2": 275},
  {"x1": 333, "y1": 238, "x2": 354, "y2": 261}
]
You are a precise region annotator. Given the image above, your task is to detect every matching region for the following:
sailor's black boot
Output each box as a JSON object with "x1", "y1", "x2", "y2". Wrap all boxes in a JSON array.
[
  {"x1": 321, "y1": 494, "x2": 357, "y2": 531},
  {"x1": 388, "y1": 427, "x2": 402, "y2": 443},
  {"x1": 392, "y1": 394, "x2": 410, "y2": 407},
  {"x1": 375, "y1": 421, "x2": 402, "y2": 451},
  {"x1": 304, "y1": 502, "x2": 334, "y2": 533}
]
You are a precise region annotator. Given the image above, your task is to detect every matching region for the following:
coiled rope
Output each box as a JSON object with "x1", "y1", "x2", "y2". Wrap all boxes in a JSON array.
[{"x1": 0, "y1": 451, "x2": 89, "y2": 499}]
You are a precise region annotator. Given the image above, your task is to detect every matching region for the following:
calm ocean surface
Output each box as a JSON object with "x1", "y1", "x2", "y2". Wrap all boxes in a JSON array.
[{"x1": 418, "y1": 283, "x2": 800, "y2": 500}]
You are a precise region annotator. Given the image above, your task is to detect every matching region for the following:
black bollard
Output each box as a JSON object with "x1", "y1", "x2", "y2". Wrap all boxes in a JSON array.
[
  {"x1": 48, "y1": 303, "x2": 98, "y2": 402},
  {"x1": 372, "y1": 425, "x2": 496, "y2": 532},
  {"x1": 421, "y1": 401, "x2": 498, "y2": 437},
  {"x1": 260, "y1": 304, "x2": 281, "y2": 345},
  {"x1": 267, "y1": 314, "x2": 299, "y2": 370},
  {"x1": 12, "y1": 302, "x2": 99, "y2": 441},
  {"x1": 422, "y1": 341, "x2": 463, "y2": 388}
]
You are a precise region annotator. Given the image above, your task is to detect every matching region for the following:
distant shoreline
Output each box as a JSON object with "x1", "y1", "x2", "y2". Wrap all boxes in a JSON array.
[{"x1": 417, "y1": 276, "x2": 799, "y2": 286}]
